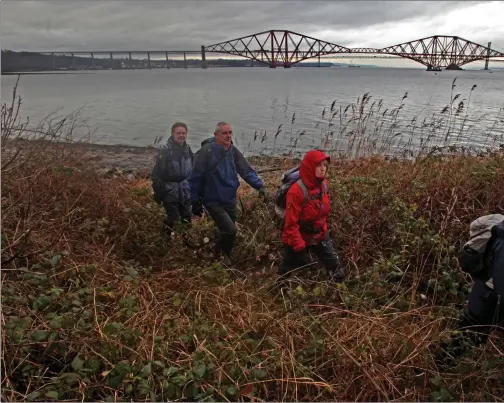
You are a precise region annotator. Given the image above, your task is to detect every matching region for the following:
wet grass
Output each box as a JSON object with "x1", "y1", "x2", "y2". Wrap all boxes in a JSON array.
[{"x1": 2, "y1": 79, "x2": 504, "y2": 402}]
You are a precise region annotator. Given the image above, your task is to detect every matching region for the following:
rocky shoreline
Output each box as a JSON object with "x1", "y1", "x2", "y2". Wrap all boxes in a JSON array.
[{"x1": 3, "y1": 139, "x2": 289, "y2": 178}]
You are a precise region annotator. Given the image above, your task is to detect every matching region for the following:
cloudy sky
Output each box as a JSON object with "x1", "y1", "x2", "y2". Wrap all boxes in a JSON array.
[{"x1": 2, "y1": 1, "x2": 504, "y2": 66}]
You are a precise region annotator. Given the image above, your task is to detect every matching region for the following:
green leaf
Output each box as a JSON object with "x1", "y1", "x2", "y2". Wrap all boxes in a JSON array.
[
  {"x1": 61, "y1": 372, "x2": 80, "y2": 386},
  {"x1": 103, "y1": 322, "x2": 123, "y2": 334},
  {"x1": 72, "y1": 355, "x2": 85, "y2": 371},
  {"x1": 32, "y1": 330, "x2": 49, "y2": 341},
  {"x1": 153, "y1": 360, "x2": 165, "y2": 368},
  {"x1": 45, "y1": 390, "x2": 59, "y2": 399},
  {"x1": 140, "y1": 362, "x2": 152, "y2": 378},
  {"x1": 26, "y1": 392, "x2": 40, "y2": 401},
  {"x1": 50, "y1": 316, "x2": 63, "y2": 329},
  {"x1": 171, "y1": 375, "x2": 187, "y2": 387},
  {"x1": 439, "y1": 388, "x2": 452, "y2": 401},
  {"x1": 226, "y1": 386, "x2": 238, "y2": 396},
  {"x1": 108, "y1": 375, "x2": 124, "y2": 389},
  {"x1": 193, "y1": 363, "x2": 206, "y2": 379},
  {"x1": 173, "y1": 298, "x2": 182, "y2": 307},
  {"x1": 253, "y1": 369, "x2": 267, "y2": 379},
  {"x1": 51, "y1": 254, "x2": 62, "y2": 267},
  {"x1": 87, "y1": 358, "x2": 101, "y2": 372},
  {"x1": 126, "y1": 267, "x2": 138, "y2": 277},
  {"x1": 429, "y1": 374, "x2": 442, "y2": 387}
]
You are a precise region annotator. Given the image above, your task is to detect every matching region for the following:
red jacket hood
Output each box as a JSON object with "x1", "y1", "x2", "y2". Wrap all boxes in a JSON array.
[{"x1": 299, "y1": 150, "x2": 330, "y2": 189}]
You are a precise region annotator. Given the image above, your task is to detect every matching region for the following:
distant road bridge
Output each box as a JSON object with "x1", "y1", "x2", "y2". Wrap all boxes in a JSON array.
[{"x1": 32, "y1": 30, "x2": 504, "y2": 70}]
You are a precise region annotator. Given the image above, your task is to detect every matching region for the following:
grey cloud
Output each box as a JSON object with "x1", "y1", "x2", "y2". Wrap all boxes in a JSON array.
[{"x1": 0, "y1": 0, "x2": 499, "y2": 51}]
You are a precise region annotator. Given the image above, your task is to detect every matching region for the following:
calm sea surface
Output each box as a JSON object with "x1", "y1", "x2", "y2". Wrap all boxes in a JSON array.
[{"x1": 2, "y1": 67, "x2": 504, "y2": 155}]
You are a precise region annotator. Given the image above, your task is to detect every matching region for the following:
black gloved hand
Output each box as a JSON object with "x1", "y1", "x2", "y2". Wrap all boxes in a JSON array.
[
  {"x1": 258, "y1": 186, "x2": 270, "y2": 202},
  {"x1": 192, "y1": 202, "x2": 204, "y2": 217}
]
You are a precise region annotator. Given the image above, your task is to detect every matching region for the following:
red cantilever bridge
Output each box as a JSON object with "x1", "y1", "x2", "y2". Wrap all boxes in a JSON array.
[{"x1": 203, "y1": 30, "x2": 504, "y2": 69}]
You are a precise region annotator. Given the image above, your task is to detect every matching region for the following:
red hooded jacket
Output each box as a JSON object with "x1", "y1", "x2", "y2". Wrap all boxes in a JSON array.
[{"x1": 281, "y1": 150, "x2": 331, "y2": 252}]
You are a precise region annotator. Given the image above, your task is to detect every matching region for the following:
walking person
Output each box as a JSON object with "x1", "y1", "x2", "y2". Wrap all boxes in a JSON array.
[
  {"x1": 278, "y1": 150, "x2": 344, "y2": 282},
  {"x1": 436, "y1": 214, "x2": 504, "y2": 368},
  {"x1": 152, "y1": 122, "x2": 194, "y2": 231},
  {"x1": 189, "y1": 121, "x2": 269, "y2": 266}
]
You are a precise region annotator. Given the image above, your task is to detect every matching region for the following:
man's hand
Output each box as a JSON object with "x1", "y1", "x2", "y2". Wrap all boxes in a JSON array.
[
  {"x1": 191, "y1": 202, "x2": 204, "y2": 217},
  {"x1": 258, "y1": 187, "x2": 270, "y2": 202}
]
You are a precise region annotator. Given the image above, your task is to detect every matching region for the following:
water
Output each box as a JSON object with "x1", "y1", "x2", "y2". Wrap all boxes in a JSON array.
[{"x1": 2, "y1": 67, "x2": 504, "y2": 155}]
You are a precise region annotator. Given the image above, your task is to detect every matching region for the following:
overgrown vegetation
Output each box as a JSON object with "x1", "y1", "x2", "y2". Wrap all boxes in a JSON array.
[{"x1": 2, "y1": 79, "x2": 504, "y2": 402}]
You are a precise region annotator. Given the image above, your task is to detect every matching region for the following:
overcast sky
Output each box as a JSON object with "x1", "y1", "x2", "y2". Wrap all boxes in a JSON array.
[{"x1": 2, "y1": 1, "x2": 504, "y2": 67}]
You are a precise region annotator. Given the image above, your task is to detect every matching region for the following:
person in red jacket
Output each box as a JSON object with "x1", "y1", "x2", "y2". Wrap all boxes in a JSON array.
[{"x1": 279, "y1": 150, "x2": 344, "y2": 282}]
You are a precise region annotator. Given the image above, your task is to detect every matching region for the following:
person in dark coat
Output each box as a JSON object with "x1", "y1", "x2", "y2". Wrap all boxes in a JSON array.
[
  {"x1": 436, "y1": 214, "x2": 504, "y2": 367},
  {"x1": 152, "y1": 122, "x2": 194, "y2": 231},
  {"x1": 279, "y1": 149, "x2": 344, "y2": 282},
  {"x1": 189, "y1": 122, "x2": 269, "y2": 265}
]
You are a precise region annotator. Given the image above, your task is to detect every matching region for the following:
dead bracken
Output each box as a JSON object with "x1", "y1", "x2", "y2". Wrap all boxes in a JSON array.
[{"x1": 1, "y1": 77, "x2": 504, "y2": 402}]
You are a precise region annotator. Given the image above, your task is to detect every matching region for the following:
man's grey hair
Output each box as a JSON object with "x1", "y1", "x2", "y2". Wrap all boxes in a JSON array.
[{"x1": 214, "y1": 121, "x2": 231, "y2": 134}]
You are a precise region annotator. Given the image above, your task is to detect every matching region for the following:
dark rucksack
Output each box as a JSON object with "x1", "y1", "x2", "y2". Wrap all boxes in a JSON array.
[
  {"x1": 273, "y1": 166, "x2": 328, "y2": 219},
  {"x1": 196, "y1": 137, "x2": 239, "y2": 174}
]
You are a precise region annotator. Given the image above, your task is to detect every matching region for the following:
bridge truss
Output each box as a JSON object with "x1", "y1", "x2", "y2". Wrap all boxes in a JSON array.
[
  {"x1": 204, "y1": 30, "x2": 351, "y2": 68},
  {"x1": 204, "y1": 30, "x2": 504, "y2": 69}
]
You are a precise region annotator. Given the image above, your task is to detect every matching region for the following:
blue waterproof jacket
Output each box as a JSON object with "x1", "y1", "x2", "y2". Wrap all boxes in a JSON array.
[{"x1": 189, "y1": 138, "x2": 264, "y2": 206}]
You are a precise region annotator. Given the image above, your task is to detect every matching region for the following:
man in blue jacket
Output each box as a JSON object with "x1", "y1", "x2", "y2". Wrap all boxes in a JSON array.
[{"x1": 189, "y1": 122, "x2": 269, "y2": 265}]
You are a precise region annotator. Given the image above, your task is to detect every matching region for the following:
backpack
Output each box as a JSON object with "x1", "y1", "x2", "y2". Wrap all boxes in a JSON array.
[
  {"x1": 273, "y1": 166, "x2": 329, "y2": 220},
  {"x1": 459, "y1": 214, "x2": 504, "y2": 279},
  {"x1": 197, "y1": 137, "x2": 238, "y2": 174}
]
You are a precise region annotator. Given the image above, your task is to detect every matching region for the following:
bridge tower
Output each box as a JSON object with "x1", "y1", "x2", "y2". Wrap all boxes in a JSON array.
[
  {"x1": 201, "y1": 46, "x2": 207, "y2": 69},
  {"x1": 484, "y1": 42, "x2": 491, "y2": 70}
]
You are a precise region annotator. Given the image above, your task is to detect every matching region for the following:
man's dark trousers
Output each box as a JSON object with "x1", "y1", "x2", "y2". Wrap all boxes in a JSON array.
[{"x1": 205, "y1": 203, "x2": 237, "y2": 256}]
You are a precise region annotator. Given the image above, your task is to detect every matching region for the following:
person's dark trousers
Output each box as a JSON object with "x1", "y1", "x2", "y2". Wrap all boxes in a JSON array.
[
  {"x1": 436, "y1": 279, "x2": 503, "y2": 367},
  {"x1": 205, "y1": 203, "x2": 237, "y2": 256},
  {"x1": 163, "y1": 202, "x2": 192, "y2": 230},
  {"x1": 278, "y1": 238, "x2": 342, "y2": 278}
]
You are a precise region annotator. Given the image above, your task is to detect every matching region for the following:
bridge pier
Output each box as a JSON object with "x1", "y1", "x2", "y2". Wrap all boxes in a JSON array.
[
  {"x1": 484, "y1": 41, "x2": 491, "y2": 70},
  {"x1": 147, "y1": 52, "x2": 151, "y2": 69},
  {"x1": 91, "y1": 52, "x2": 95, "y2": 68},
  {"x1": 201, "y1": 46, "x2": 207, "y2": 69},
  {"x1": 51, "y1": 52, "x2": 56, "y2": 69},
  {"x1": 165, "y1": 52, "x2": 170, "y2": 69},
  {"x1": 184, "y1": 52, "x2": 187, "y2": 69},
  {"x1": 71, "y1": 53, "x2": 75, "y2": 69}
]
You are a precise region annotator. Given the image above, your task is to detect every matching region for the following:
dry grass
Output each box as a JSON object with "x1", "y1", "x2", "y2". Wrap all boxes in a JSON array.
[
  {"x1": 2, "y1": 80, "x2": 504, "y2": 402},
  {"x1": 244, "y1": 78, "x2": 504, "y2": 160}
]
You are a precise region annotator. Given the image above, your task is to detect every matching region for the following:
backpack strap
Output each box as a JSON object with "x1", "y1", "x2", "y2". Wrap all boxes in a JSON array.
[
  {"x1": 296, "y1": 179, "x2": 328, "y2": 207},
  {"x1": 322, "y1": 181, "x2": 328, "y2": 194},
  {"x1": 296, "y1": 179, "x2": 310, "y2": 207}
]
